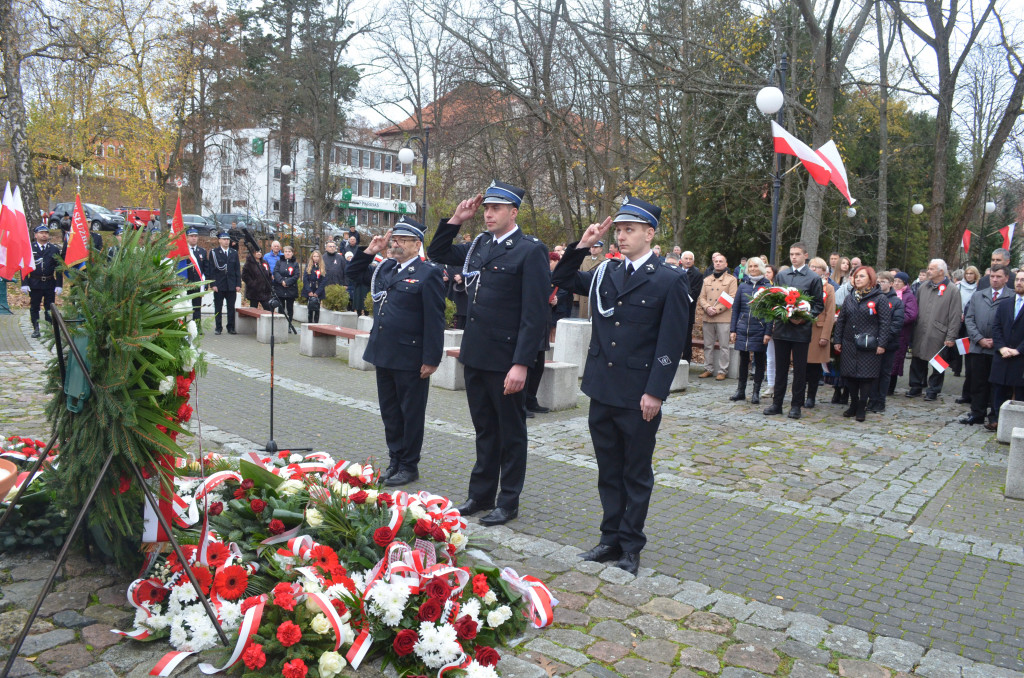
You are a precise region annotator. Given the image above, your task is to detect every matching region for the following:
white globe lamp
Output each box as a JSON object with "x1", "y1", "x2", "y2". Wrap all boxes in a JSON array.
[
  {"x1": 756, "y1": 87, "x2": 784, "y2": 115},
  {"x1": 985, "y1": 201, "x2": 996, "y2": 214},
  {"x1": 398, "y1": 147, "x2": 415, "y2": 165},
  {"x1": 912, "y1": 203, "x2": 924, "y2": 215},
  {"x1": 281, "y1": 164, "x2": 292, "y2": 177}
]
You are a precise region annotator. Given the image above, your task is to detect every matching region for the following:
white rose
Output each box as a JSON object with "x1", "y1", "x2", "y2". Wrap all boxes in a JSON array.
[
  {"x1": 482, "y1": 590, "x2": 497, "y2": 605},
  {"x1": 289, "y1": 453, "x2": 303, "y2": 463},
  {"x1": 159, "y1": 376, "x2": 175, "y2": 394},
  {"x1": 347, "y1": 463, "x2": 363, "y2": 477},
  {"x1": 305, "y1": 508, "x2": 324, "y2": 528},
  {"x1": 340, "y1": 622, "x2": 355, "y2": 644},
  {"x1": 364, "y1": 489, "x2": 379, "y2": 504},
  {"x1": 410, "y1": 505, "x2": 427, "y2": 520},
  {"x1": 186, "y1": 320, "x2": 198, "y2": 339},
  {"x1": 310, "y1": 613, "x2": 332, "y2": 635},
  {"x1": 331, "y1": 481, "x2": 343, "y2": 494},
  {"x1": 277, "y1": 479, "x2": 304, "y2": 496},
  {"x1": 319, "y1": 651, "x2": 346, "y2": 678},
  {"x1": 448, "y1": 532, "x2": 467, "y2": 550}
]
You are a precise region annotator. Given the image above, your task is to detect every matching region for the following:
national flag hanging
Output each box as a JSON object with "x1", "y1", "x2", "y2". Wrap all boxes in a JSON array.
[
  {"x1": 168, "y1": 195, "x2": 189, "y2": 259},
  {"x1": 999, "y1": 223, "x2": 1016, "y2": 251},
  {"x1": 64, "y1": 194, "x2": 92, "y2": 267},
  {"x1": 814, "y1": 140, "x2": 855, "y2": 205},
  {"x1": 770, "y1": 121, "x2": 832, "y2": 186},
  {"x1": 929, "y1": 350, "x2": 950, "y2": 373},
  {"x1": 955, "y1": 337, "x2": 971, "y2": 355},
  {"x1": 718, "y1": 292, "x2": 734, "y2": 308},
  {"x1": 0, "y1": 182, "x2": 35, "y2": 280},
  {"x1": 961, "y1": 229, "x2": 972, "y2": 255}
]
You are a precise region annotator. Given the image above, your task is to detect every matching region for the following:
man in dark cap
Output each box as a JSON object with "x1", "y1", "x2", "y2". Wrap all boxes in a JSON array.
[
  {"x1": 21, "y1": 225, "x2": 62, "y2": 338},
  {"x1": 207, "y1": 231, "x2": 241, "y2": 334},
  {"x1": 552, "y1": 196, "x2": 689, "y2": 575},
  {"x1": 427, "y1": 181, "x2": 550, "y2": 526},
  {"x1": 183, "y1": 227, "x2": 207, "y2": 327},
  {"x1": 347, "y1": 217, "x2": 445, "y2": 487}
]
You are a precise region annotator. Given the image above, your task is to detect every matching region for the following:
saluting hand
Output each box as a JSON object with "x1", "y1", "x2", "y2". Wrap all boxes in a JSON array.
[
  {"x1": 365, "y1": 229, "x2": 393, "y2": 256},
  {"x1": 577, "y1": 217, "x2": 613, "y2": 249},
  {"x1": 450, "y1": 195, "x2": 484, "y2": 225}
]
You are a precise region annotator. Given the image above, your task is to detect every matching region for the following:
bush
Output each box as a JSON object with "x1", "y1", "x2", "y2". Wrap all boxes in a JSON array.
[
  {"x1": 323, "y1": 284, "x2": 349, "y2": 311},
  {"x1": 364, "y1": 291, "x2": 373, "y2": 315},
  {"x1": 296, "y1": 278, "x2": 305, "y2": 304},
  {"x1": 445, "y1": 298, "x2": 456, "y2": 328}
]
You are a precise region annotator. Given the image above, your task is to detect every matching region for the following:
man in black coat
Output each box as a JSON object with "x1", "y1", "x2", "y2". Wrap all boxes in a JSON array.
[
  {"x1": 206, "y1": 231, "x2": 241, "y2": 335},
  {"x1": 183, "y1": 228, "x2": 207, "y2": 327},
  {"x1": 21, "y1": 225, "x2": 63, "y2": 338},
  {"x1": 680, "y1": 251, "x2": 703, "y2": 362},
  {"x1": 322, "y1": 239, "x2": 347, "y2": 288},
  {"x1": 426, "y1": 181, "x2": 549, "y2": 526},
  {"x1": 763, "y1": 242, "x2": 824, "y2": 419},
  {"x1": 347, "y1": 218, "x2": 445, "y2": 486},
  {"x1": 989, "y1": 269, "x2": 1024, "y2": 431},
  {"x1": 551, "y1": 197, "x2": 689, "y2": 575}
]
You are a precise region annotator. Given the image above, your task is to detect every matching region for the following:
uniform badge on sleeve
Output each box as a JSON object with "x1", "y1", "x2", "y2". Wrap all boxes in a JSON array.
[{"x1": 658, "y1": 355, "x2": 672, "y2": 366}]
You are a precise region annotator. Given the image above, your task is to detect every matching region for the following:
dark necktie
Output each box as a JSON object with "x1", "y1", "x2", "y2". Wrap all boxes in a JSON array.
[
  {"x1": 625, "y1": 263, "x2": 635, "y2": 279},
  {"x1": 994, "y1": 290, "x2": 999, "y2": 302}
]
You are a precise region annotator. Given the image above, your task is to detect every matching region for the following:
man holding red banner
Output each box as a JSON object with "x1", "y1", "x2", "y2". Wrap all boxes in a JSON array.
[
  {"x1": 697, "y1": 252, "x2": 737, "y2": 380},
  {"x1": 907, "y1": 259, "x2": 963, "y2": 400},
  {"x1": 21, "y1": 226, "x2": 62, "y2": 338}
]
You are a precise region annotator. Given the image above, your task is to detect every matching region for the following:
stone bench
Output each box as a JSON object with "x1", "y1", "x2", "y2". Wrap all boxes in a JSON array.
[
  {"x1": 671, "y1": 360, "x2": 690, "y2": 391},
  {"x1": 552, "y1": 319, "x2": 590, "y2": 380},
  {"x1": 320, "y1": 309, "x2": 358, "y2": 329},
  {"x1": 299, "y1": 324, "x2": 367, "y2": 358},
  {"x1": 997, "y1": 400, "x2": 1024, "y2": 444},
  {"x1": 537, "y1": 361, "x2": 578, "y2": 411},
  {"x1": 1007, "y1": 427, "x2": 1024, "y2": 499},
  {"x1": 235, "y1": 306, "x2": 270, "y2": 335},
  {"x1": 435, "y1": 348, "x2": 465, "y2": 391}
]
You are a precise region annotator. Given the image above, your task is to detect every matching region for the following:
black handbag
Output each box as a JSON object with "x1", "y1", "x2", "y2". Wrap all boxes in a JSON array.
[
  {"x1": 307, "y1": 294, "x2": 321, "y2": 312},
  {"x1": 854, "y1": 332, "x2": 878, "y2": 351}
]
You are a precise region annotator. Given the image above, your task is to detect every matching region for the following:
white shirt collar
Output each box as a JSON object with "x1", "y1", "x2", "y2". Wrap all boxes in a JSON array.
[
  {"x1": 491, "y1": 225, "x2": 519, "y2": 245},
  {"x1": 395, "y1": 257, "x2": 417, "y2": 273},
  {"x1": 625, "y1": 250, "x2": 654, "y2": 270}
]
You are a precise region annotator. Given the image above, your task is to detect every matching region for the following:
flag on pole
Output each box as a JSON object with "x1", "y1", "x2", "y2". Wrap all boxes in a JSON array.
[
  {"x1": 961, "y1": 229, "x2": 972, "y2": 255},
  {"x1": 718, "y1": 292, "x2": 734, "y2": 309},
  {"x1": 168, "y1": 196, "x2": 189, "y2": 259},
  {"x1": 0, "y1": 183, "x2": 35, "y2": 280},
  {"x1": 64, "y1": 195, "x2": 91, "y2": 267},
  {"x1": 999, "y1": 223, "x2": 1016, "y2": 251},
  {"x1": 770, "y1": 121, "x2": 832, "y2": 186},
  {"x1": 955, "y1": 337, "x2": 971, "y2": 355},
  {"x1": 814, "y1": 140, "x2": 855, "y2": 205},
  {"x1": 928, "y1": 350, "x2": 950, "y2": 373}
]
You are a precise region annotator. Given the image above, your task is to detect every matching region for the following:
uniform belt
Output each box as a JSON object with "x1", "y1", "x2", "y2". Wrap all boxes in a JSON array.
[{"x1": 35, "y1": 275, "x2": 54, "y2": 281}]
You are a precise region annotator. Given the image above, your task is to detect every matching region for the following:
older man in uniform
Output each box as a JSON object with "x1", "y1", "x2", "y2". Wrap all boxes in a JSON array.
[
  {"x1": 347, "y1": 217, "x2": 445, "y2": 486},
  {"x1": 552, "y1": 197, "x2": 689, "y2": 574},
  {"x1": 427, "y1": 181, "x2": 549, "y2": 526},
  {"x1": 207, "y1": 231, "x2": 241, "y2": 335},
  {"x1": 21, "y1": 225, "x2": 63, "y2": 338}
]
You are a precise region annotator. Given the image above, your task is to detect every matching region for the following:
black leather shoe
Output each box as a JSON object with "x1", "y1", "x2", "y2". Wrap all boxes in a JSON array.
[
  {"x1": 843, "y1": 405, "x2": 857, "y2": 417},
  {"x1": 729, "y1": 389, "x2": 746, "y2": 402},
  {"x1": 763, "y1": 404, "x2": 782, "y2": 415},
  {"x1": 905, "y1": 388, "x2": 922, "y2": 398},
  {"x1": 869, "y1": 402, "x2": 886, "y2": 413},
  {"x1": 380, "y1": 464, "x2": 398, "y2": 481},
  {"x1": 787, "y1": 406, "x2": 801, "y2": 419},
  {"x1": 750, "y1": 391, "x2": 761, "y2": 405},
  {"x1": 384, "y1": 469, "x2": 419, "y2": 487},
  {"x1": 31, "y1": 328, "x2": 41, "y2": 338},
  {"x1": 959, "y1": 415, "x2": 984, "y2": 425},
  {"x1": 457, "y1": 498, "x2": 494, "y2": 516},
  {"x1": 955, "y1": 397, "x2": 971, "y2": 404},
  {"x1": 805, "y1": 397, "x2": 816, "y2": 409},
  {"x1": 526, "y1": 403, "x2": 550, "y2": 413},
  {"x1": 525, "y1": 410, "x2": 535, "y2": 418},
  {"x1": 579, "y1": 544, "x2": 622, "y2": 563},
  {"x1": 215, "y1": 329, "x2": 222, "y2": 335},
  {"x1": 479, "y1": 507, "x2": 518, "y2": 526},
  {"x1": 924, "y1": 392, "x2": 937, "y2": 401},
  {"x1": 616, "y1": 552, "x2": 640, "y2": 575},
  {"x1": 228, "y1": 329, "x2": 237, "y2": 335}
]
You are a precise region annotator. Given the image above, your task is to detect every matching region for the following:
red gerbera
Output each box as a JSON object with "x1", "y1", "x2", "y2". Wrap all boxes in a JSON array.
[
  {"x1": 205, "y1": 542, "x2": 231, "y2": 569},
  {"x1": 309, "y1": 544, "x2": 339, "y2": 569},
  {"x1": 187, "y1": 566, "x2": 213, "y2": 596},
  {"x1": 276, "y1": 620, "x2": 302, "y2": 647},
  {"x1": 233, "y1": 487, "x2": 247, "y2": 500},
  {"x1": 268, "y1": 519, "x2": 286, "y2": 535},
  {"x1": 214, "y1": 565, "x2": 249, "y2": 600},
  {"x1": 241, "y1": 642, "x2": 266, "y2": 670}
]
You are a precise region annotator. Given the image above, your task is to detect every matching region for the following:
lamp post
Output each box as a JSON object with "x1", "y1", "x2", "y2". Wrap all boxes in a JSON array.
[
  {"x1": 756, "y1": 54, "x2": 788, "y2": 267},
  {"x1": 397, "y1": 127, "x2": 430, "y2": 224},
  {"x1": 904, "y1": 202, "x2": 924, "y2": 268},
  {"x1": 281, "y1": 164, "x2": 292, "y2": 242},
  {"x1": 979, "y1": 195, "x2": 996, "y2": 267}
]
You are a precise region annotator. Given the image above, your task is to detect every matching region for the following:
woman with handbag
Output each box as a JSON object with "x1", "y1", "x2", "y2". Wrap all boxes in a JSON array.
[
  {"x1": 303, "y1": 249, "x2": 325, "y2": 324},
  {"x1": 274, "y1": 245, "x2": 301, "y2": 333},
  {"x1": 728, "y1": 257, "x2": 772, "y2": 403},
  {"x1": 833, "y1": 266, "x2": 893, "y2": 421},
  {"x1": 242, "y1": 249, "x2": 273, "y2": 309}
]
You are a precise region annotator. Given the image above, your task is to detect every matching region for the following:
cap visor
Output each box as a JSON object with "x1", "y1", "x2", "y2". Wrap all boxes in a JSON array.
[{"x1": 482, "y1": 197, "x2": 515, "y2": 205}]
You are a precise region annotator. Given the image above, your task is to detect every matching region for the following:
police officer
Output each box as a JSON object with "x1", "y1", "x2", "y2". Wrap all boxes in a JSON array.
[
  {"x1": 347, "y1": 217, "x2": 446, "y2": 486},
  {"x1": 427, "y1": 181, "x2": 549, "y2": 526},
  {"x1": 183, "y1": 228, "x2": 207, "y2": 327},
  {"x1": 551, "y1": 197, "x2": 690, "y2": 574},
  {"x1": 207, "y1": 231, "x2": 240, "y2": 334},
  {"x1": 22, "y1": 225, "x2": 63, "y2": 338}
]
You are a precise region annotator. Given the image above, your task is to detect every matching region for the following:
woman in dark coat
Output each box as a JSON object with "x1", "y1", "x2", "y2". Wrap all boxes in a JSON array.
[
  {"x1": 833, "y1": 266, "x2": 893, "y2": 421},
  {"x1": 274, "y1": 245, "x2": 301, "y2": 333},
  {"x1": 728, "y1": 257, "x2": 772, "y2": 403},
  {"x1": 868, "y1": 272, "x2": 905, "y2": 413},
  {"x1": 242, "y1": 249, "x2": 273, "y2": 309},
  {"x1": 303, "y1": 249, "x2": 324, "y2": 324},
  {"x1": 889, "y1": 272, "x2": 919, "y2": 391}
]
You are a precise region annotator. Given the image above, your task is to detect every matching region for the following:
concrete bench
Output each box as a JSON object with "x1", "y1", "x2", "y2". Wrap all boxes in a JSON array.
[
  {"x1": 435, "y1": 348, "x2": 465, "y2": 391},
  {"x1": 357, "y1": 315, "x2": 374, "y2": 332},
  {"x1": 537, "y1": 361, "x2": 578, "y2": 411},
  {"x1": 1007, "y1": 427, "x2": 1024, "y2": 499},
  {"x1": 552, "y1": 319, "x2": 590, "y2": 380},
  {"x1": 299, "y1": 324, "x2": 368, "y2": 358},
  {"x1": 235, "y1": 307, "x2": 269, "y2": 335},
  {"x1": 320, "y1": 309, "x2": 358, "y2": 329},
  {"x1": 997, "y1": 400, "x2": 1024, "y2": 444},
  {"x1": 671, "y1": 360, "x2": 690, "y2": 391}
]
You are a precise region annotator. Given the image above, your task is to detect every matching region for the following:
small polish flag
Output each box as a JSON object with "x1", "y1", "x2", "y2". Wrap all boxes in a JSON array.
[
  {"x1": 961, "y1": 229, "x2": 972, "y2": 255},
  {"x1": 929, "y1": 351, "x2": 950, "y2": 373},
  {"x1": 718, "y1": 292, "x2": 734, "y2": 308},
  {"x1": 955, "y1": 337, "x2": 971, "y2": 355}
]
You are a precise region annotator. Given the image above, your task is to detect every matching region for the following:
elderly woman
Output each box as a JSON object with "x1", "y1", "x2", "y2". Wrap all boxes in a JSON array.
[
  {"x1": 889, "y1": 272, "x2": 919, "y2": 394},
  {"x1": 833, "y1": 266, "x2": 893, "y2": 421},
  {"x1": 729, "y1": 257, "x2": 772, "y2": 403},
  {"x1": 804, "y1": 257, "x2": 837, "y2": 408}
]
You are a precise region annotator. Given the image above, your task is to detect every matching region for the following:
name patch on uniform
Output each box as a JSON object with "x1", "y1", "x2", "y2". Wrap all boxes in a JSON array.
[{"x1": 658, "y1": 355, "x2": 672, "y2": 366}]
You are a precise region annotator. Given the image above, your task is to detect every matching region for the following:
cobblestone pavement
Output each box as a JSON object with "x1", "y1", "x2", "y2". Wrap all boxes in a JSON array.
[{"x1": 2, "y1": 309, "x2": 1023, "y2": 676}]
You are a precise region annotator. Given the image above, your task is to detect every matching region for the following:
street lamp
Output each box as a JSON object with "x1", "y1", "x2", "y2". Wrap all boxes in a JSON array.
[
  {"x1": 756, "y1": 54, "x2": 788, "y2": 266},
  {"x1": 281, "y1": 164, "x2": 292, "y2": 241},
  {"x1": 847, "y1": 207, "x2": 857, "y2": 218},
  {"x1": 398, "y1": 128, "x2": 430, "y2": 224}
]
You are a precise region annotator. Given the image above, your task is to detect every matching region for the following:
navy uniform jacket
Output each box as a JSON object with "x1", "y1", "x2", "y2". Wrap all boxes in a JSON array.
[
  {"x1": 185, "y1": 246, "x2": 207, "y2": 283},
  {"x1": 206, "y1": 247, "x2": 241, "y2": 290},
  {"x1": 27, "y1": 242, "x2": 63, "y2": 289},
  {"x1": 991, "y1": 297, "x2": 1024, "y2": 386},
  {"x1": 347, "y1": 250, "x2": 445, "y2": 372},
  {"x1": 427, "y1": 219, "x2": 549, "y2": 372},
  {"x1": 552, "y1": 246, "x2": 690, "y2": 410}
]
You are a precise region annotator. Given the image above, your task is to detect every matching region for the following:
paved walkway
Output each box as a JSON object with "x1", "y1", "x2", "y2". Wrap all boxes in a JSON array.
[{"x1": 2, "y1": 309, "x2": 1023, "y2": 676}]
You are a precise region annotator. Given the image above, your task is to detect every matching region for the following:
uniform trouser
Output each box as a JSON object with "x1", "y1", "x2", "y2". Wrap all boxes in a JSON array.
[
  {"x1": 29, "y1": 288, "x2": 55, "y2": 325},
  {"x1": 869, "y1": 350, "x2": 898, "y2": 405},
  {"x1": 682, "y1": 303, "x2": 697, "y2": 361},
  {"x1": 376, "y1": 367, "x2": 430, "y2": 472},
  {"x1": 968, "y1": 353, "x2": 995, "y2": 420},
  {"x1": 773, "y1": 338, "x2": 810, "y2": 407},
  {"x1": 702, "y1": 322, "x2": 731, "y2": 374},
  {"x1": 191, "y1": 294, "x2": 202, "y2": 323},
  {"x1": 908, "y1": 356, "x2": 945, "y2": 395},
  {"x1": 589, "y1": 399, "x2": 660, "y2": 554},
  {"x1": 806, "y1": 361, "x2": 824, "y2": 401},
  {"x1": 464, "y1": 365, "x2": 527, "y2": 511},
  {"x1": 213, "y1": 290, "x2": 236, "y2": 331},
  {"x1": 525, "y1": 350, "x2": 546, "y2": 408}
]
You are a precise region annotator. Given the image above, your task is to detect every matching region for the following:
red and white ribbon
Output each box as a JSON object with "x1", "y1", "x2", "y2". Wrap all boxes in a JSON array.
[
  {"x1": 194, "y1": 470, "x2": 241, "y2": 500},
  {"x1": 500, "y1": 568, "x2": 557, "y2": 628},
  {"x1": 345, "y1": 628, "x2": 373, "y2": 669},
  {"x1": 304, "y1": 591, "x2": 347, "y2": 651},
  {"x1": 150, "y1": 651, "x2": 193, "y2": 676},
  {"x1": 198, "y1": 597, "x2": 266, "y2": 674}
]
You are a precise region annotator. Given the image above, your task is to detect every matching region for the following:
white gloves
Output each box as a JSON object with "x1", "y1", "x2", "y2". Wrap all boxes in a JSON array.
[
  {"x1": 55, "y1": 287, "x2": 63, "y2": 295},
  {"x1": 20, "y1": 286, "x2": 29, "y2": 293}
]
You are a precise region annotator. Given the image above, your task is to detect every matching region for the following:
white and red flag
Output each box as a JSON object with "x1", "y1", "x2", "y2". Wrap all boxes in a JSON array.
[
  {"x1": 929, "y1": 350, "x2": 950, "y2": 373},
  {"x1": 999, "y1": 223, "x2": 1016, "y2": 251},
  {"x1": 718, "y1": 291, "x2": 734, "y2": 308},
  {"x1": 0, "y1": 182, "x2": 35, "y2": 280},
  {"x1": 771, "y1": 121, "x2": 831, "y2": 186},
  {"x1": 814, "y1": 140, "x2": 855, "y2": 205},
  {"x1": 961, "y1": 229, "x2": 972, "y2": 255},
  {"x1": 955, "y1": 337, "x2": 971, "y2": 355}
]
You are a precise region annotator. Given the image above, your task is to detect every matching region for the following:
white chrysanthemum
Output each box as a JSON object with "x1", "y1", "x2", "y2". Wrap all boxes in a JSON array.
[
  {"x1": 465, "y1": 661, "x2": 500, "y2": 678},
  {"x1": 289, "y1": 453, "x2": 303, "y2": 463},
  {"x1": 169, "y1": 621, "x2": 188, "y2": 649},
  {"x1": 482, "y1": 590, "x2": 497, "y2": 605},
  {"x1": 186, "y1": 320, "x2": 198, "y2": 339},
  {"x1": 158, "y1": 376, "x2": 175, "y2": 394},
  {"x1": 461, "y1": 599, "x2": 481, "y2": 622},
  {"x1": 147, "y1": 614, "x2": 170, "y2": 631},
  {"x1": 278, "y1": 479, "x2": 304, "y2": 496},
  {"x1": 319, "y1": 651, "x2": 346, "y2": 678},
  {"x1": 190, "y1": 618, "x2": 219, "y2": 652},
  {"x1": 305, "y1": 508, "x2": 324, "y2": 527},
  {"x1": 310, "y1": 613, "x2": 332, "y2": 635},
  {"x1": 134, "y1": 608, "x2": 150, "y2": 627},
  {"x1": 176, "y1": 478, "x2": 198, "y2": 493},
  {"x1": 414, "y1": 622, "x2": 461, "y2": 669},
  {"x1": 171, "y1": 583, "x2": 199, "y2": 604},
  {"x1": 219, "y1": 601, "x2": 242, "y2": 629},
  {"x1": 448, "y1": 532, "x2": 467, "y2": 550},
  {"x1": 349, "y1": 571, "x2": 368, "y2": 594},
  {"x1": 184, "y1": 604, "x2": 209, "y2": 628}
]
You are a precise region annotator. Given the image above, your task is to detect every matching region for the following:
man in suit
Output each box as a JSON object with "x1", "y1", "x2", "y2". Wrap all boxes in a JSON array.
[
  {"x1": 347, "y1": 217, "x2": 445, "y2": 486},
  {"x1": 680, "y1": 251, "x2": 702, "y2": 362},
  {"x1": 552, "y1": 196, "x2": 689, "y2": 575},
  {"x1": 978, "y1": 248, "x2": 1011, "y2": 291},
  {"x1": 427, "y1": 181, "x2": 549, "y2": 526},
  {"x1": 207, "y1": 231, "x2": 241, "y2": 335},
  {"x1": 989, "y1": 269, "x2": 1024, "y2": 430},
  {"x1": 21, "y1": 225, "x2": 63, "y2": 338},
  {"x1": 763, "y1": 242, "x2": 824, "y2": 419},
  {"x1": 962, "y1": 265, "x2": 1011, "y2": 426},
  {"x1": 183, "y1": 228, "x2": 207, "y2": 328}
]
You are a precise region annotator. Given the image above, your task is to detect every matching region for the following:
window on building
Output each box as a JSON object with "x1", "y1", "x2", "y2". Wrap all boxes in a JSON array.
[
  {"x1": 375, "y1": 153, "x2": 382, "y2": 171},
  {"x1": 384, "y1": 154, "x2": 393, "y2": 172},
  {"x1": 382, "y1": 183, "x2": 391, "y2": 200},
  {"x1": 372, "y1": 181, "x2": 379, "y2": 198},
  {"x1": 363, "y1": 151, "x2": 371, "y2": 169},
  {"x1": 97, "y1": 145, "x2": 104, "y2": 157},
  {"x1": 108, "y1": 145, "x2": 115, "y2": 157},
  {"x1": 352, "y1": 150, "x2": 361, "y2": 168},
  {"x1": 273, "y1": 200, "x2": 280, "y2": 211}
]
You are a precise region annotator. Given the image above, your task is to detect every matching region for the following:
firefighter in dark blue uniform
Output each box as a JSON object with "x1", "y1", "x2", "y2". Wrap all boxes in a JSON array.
[
  {"x1": 207, "y1": 231, "x2": 241, "y2": 334},
  {"x1": 551, "y1": 197, "x2": 690, "y2": 574},
  {"x1": 427, "y1": 182, "x2": 550, "y2": 526},
  {"x1": 182, "y1": 228, "x2": 207, "y2": 327},
  {"x1": 21, "y1": 225, "x2": 63, "y2": 338},
  {"x1": 346, "y1": 217, "x2": 446, "y2": 487}
]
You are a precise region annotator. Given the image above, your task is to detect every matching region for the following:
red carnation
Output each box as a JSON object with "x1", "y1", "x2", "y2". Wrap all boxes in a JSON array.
[
  {"x1": 282, "y1": 658, "x2": 308, "y2": 678},
  {"x1": 268, "y1": 519, "x2": 286, "y2": 535},
  {"x1": 273, "y1": 582, "x2": 297, "y2": 611},
  {"x1": 417, "y1": 598, "x2": 443, "y2": 622},
  {"x1": 250, "y1": 498, "x2": 267, "y2": 514},
  {"x1": 373, "y1": 526, "x2": 393, "y2": 547},
  {"x1": 175, "y1": 375, "x2": 193, "y2": 397},
  {"x1": 241, "y1": 595, "x2": 262, "y2": 613},
  {"x1": 277, "y1": 620, "x2": 302, "y2": 647},
  {"x1": 176, "y1": 402, "x2": 193, "y2": 423},
  {"x1": 208, "y1": 501, "x2": 224, "y2": 516},
  {"x1": 472, "y1": 574, "x2": 490, "y2": 596},
  {"x1": 233, "y1": 487, "x2": 247, "y2": 500},
  {"x1": 393, "y1": 629, "x2": 418, "y2": 656},
  {"x1": 241, "y1": 642, "x2": 266, "y2": 670},
  {"x1": 454, "y1": 615, "x2": 478, "y2": 640},
  {"x1": 331, "y1": 598, "x2": 348, "y2": 616},
  {"x1": 206, "y1": 542, "x2": 231, "y2": 569},
  {"x1": 424, "y1": 578, "x2": 451, "y2": 601},
  {"x1": 475, "y1": 646, "x2": 500, "y2": 667},
  {"x1": 118, "y1": 474, "x2": 131, "y2": 494},
  {"x1": 240, "y1": 479, "x2": 255, "y2": 490},
  {"x1": 349, "y1": 490, "x2": 368, "y2": 504},
  {"x1": 214, "y1": 565, "x2": 249, "y2": 600},
  {"x1": 413, "y1": 518, "x2": 434, "y2": 538}
]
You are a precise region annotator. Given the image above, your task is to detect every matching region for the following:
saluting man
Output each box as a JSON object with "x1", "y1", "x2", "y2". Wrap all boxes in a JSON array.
[
  {"x1": 207, "y1": 230, "x2": 240, "y2": 335},
  {"x1": 347, "y1": 217, "x2": 446, "y2": 487},
  {"x1": 22, "y1": 225, "x2": 63, "y2": 338},
  {"x1": 551, "y1": 197, "x2": 690, "y2": 575},
  {"x1": 427, "y1": 181, "x2": 549, "y2": 526}
]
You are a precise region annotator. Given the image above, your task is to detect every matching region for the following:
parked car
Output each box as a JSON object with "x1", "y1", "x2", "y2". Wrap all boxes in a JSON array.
[
  {"x1": 182, "y1": 214, "x2": 215, "y2": 235},
  {"x1": 209, "y1": 213, "x2": 270, "y2": 237},
  {"x1": 48, "y1": 202, "x2": 127, "y2": 232}
]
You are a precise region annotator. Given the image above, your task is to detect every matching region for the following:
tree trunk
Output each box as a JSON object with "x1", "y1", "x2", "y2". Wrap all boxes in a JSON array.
[
  {"x1": 0, "y1": 0, "x2": 42, "y2": 230},
  {"x1": 875, "y1": 1, "x2": 889, "y2": 269}
]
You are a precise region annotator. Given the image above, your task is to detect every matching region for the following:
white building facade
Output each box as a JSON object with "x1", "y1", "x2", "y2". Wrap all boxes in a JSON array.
[{"x1": 200, "y1": 127, "x2": 419, "y2": 230}]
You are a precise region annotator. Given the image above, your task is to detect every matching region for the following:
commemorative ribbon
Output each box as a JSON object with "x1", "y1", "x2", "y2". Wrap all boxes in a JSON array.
[
  {"x1": 149, "y1": 651, "x2": 193, "y2": 676},
  {"x1": 500, "y1": 567, "x2": 558, "y2": 628},
  {"x1": 304, "y1": 591, "x2": 348, "y2": 651},
  {"x1": 198, "y1": 597, "x2": 266, "y2": 674}
]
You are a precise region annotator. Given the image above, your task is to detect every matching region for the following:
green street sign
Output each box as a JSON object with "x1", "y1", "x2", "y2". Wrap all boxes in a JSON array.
[
  {"x1": 341, "y1": 188, "x2": 353, "y2": 202},
  {"x1": 347, "y1": 215, "x2": 356, "y2": 226},
  {"x1": 252, "y1": 138, "x2": 264, "y2": 155},
  {"x1": 338, "y1": 202, "x2": 349, "y2": 210},
  {"x1": 398, "y1": 203, "x2": 407, "y2": 214}
]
